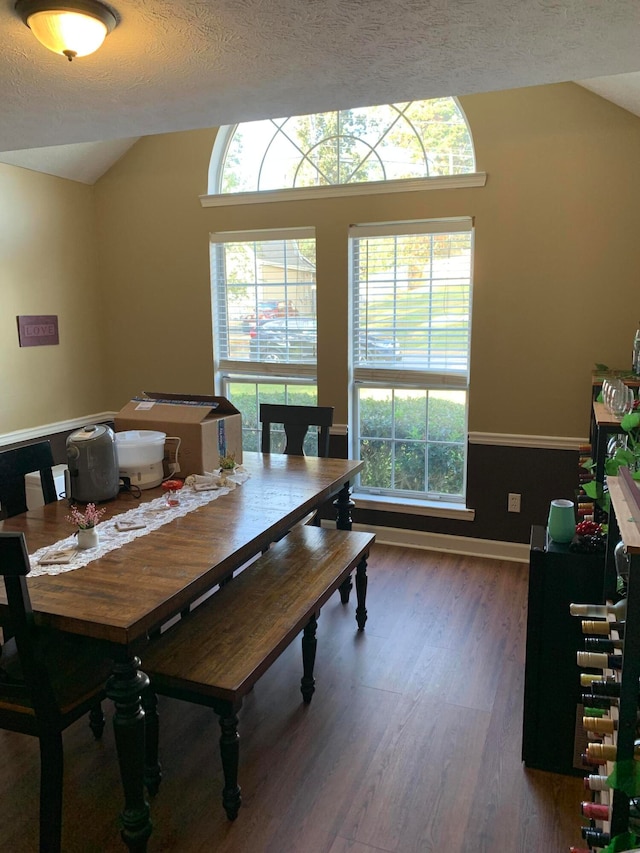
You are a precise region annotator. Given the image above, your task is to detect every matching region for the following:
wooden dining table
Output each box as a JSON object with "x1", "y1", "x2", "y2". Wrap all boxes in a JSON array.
[{"x1": 0, "y1": 451, "x2": 364, "y2": 851}]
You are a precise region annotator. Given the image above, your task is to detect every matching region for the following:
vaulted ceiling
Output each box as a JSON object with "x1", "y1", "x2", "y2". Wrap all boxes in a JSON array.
[{"x1": 2, "y1": 0, "x2": 640, "y2": 183}]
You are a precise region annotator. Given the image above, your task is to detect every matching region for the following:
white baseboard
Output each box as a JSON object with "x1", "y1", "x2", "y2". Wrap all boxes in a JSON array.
[{"x1": 322, "y1": 519, "x2": 529, "y2": 563}]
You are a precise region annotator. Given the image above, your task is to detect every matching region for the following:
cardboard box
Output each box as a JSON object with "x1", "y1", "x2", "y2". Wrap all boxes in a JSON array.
[{"x1": 114, "y1": 392, "x2": 242, "y2": 477}]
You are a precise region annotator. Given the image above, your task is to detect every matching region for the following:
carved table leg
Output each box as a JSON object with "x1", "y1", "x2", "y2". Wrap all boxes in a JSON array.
[
  {"x1": 334, "y1": 482, "x2": 355, "y2": 603},
  {"x1": 301, "y1": 613, "x2": 318, "y2": 704},
  {"x1": 106, "y1": 652, "x2": 152, "y2": 852},
  {"x1": 213, "y1": 699, "x2": 242, "y2": 820},
  {"x1": 355, "y1": 554, "x2": 369, "y2": 630},
  {"x1": 141, "y1": 688, "x2": 162, "y2": 796}
]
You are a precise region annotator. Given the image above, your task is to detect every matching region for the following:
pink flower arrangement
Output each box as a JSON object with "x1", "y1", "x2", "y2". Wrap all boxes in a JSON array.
[{"x1": 66, "y1": 502, "x2": 106, "y2": 529}]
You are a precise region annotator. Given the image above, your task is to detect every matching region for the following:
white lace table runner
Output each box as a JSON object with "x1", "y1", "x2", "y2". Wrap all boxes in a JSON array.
[{"x1": 29, "y1": 468, "x2": 250, "y2": 578}]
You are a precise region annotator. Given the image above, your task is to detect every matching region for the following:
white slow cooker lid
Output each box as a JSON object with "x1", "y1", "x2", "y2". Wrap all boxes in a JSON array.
[{"x1": 116, "y1": 430, "x2": 166, "y2": 445}]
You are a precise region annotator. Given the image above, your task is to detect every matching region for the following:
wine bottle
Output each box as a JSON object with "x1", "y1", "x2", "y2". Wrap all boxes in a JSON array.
[
  {"x1": 580, "y1": 801, "x2": 610, "y2": 820},
  {"x1": 583, "y1": 715, "x2": 615, "y2": 734},
  {"x1": 576, "y1": 651, "x2": 623, "y2": 670},
  {"x1": 585, "y1": 743, "x2": 618, "y2": 762},
  {"x1": 580, "y1": 672, "x2": 618, "y2": 688},
  {"x1": 586, "y1": 741, "x2": 640, "y2": 762},
  {"x1": 583, "y1": 705, "x2": 607, "y2": 717},
  {"x1": 581, "y1": 694, "x2": 613, "y2": 710},
  {"x1": 583, "y1": 773, "x2": 610, "y2": 791},
  {"x1": 581, "y1": 827, "x2": 611, "y2": 847},
  {"x1": 570, "y1": 600, "x2": 627, "y2": 619},
  {"x1": 581, "y1": 751, "x2": 605, "y2": 767},
  {"x1": 633, "y1": 323, "x2": 640, "y2": 374},
  {"x1": 589, "y1": 680, "x2": 622, "y2": 697},
  {"x1": 584, "y1": 637, "x2": 624, "y2": 652},
  {"x1": 582, "y1": 619, "x2": 625, "y2": 637}
]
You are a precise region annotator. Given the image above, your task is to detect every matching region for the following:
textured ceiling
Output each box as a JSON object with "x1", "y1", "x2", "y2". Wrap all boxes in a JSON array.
[{"x1": 2, "y1": 0, "x2": 640, "y2": 183}]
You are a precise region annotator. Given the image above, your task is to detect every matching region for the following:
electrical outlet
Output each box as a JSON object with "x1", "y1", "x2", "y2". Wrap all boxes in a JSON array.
[{"x1": 508, "y1": 493, "x2": 521, "y2": 513}]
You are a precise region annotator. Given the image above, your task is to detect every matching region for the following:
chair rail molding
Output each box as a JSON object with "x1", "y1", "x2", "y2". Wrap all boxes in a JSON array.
[
  {"x1": 0, "y1": 413, "x2": 117, "y2": 448},
  {"x1": 469, "y1": 431, "x2": 588, "y2": 451}
]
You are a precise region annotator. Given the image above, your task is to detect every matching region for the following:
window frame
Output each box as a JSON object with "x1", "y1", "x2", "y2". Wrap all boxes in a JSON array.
[
  {"x1": 349, "y1": 218, "x2": 474, "y2": 503},
  {"x1": 211, "y1": 226, "x2": 318, "y2": 386},
  {"x1": 211, "y1": 228, "x2": 320, "y2": 449},
  {"x1": 204, "y1": 97, "x2": 485, "y2": 205}
]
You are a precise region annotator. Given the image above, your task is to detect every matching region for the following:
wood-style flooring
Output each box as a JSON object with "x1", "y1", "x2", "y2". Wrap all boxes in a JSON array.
[{"x1": 0, "y1": 544, "x2": 584, "y2": 852}]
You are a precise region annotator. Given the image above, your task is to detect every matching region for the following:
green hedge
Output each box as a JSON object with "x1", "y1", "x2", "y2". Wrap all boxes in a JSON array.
[{"x1": 230, "y1": 386, "x2": 465, "y2": 495}]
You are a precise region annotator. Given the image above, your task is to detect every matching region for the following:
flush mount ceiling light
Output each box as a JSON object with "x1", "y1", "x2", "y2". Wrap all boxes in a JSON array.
[{"x1": 16, "y1": 0, "x2": 117, "y2": 61}]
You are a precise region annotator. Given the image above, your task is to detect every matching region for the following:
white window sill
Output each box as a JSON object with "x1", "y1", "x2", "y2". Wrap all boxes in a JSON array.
[
  {"x1": 201, "y1": 173, "x2": 487, "y2": 207},
  {"x1": 352, "y1": 492, "x2": 475, "y2": 521}
]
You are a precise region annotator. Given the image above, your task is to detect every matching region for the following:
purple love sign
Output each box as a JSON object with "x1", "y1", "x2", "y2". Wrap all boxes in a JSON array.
[{"x1": 17, "y1": 315, "x2": 59, "y2": 347}]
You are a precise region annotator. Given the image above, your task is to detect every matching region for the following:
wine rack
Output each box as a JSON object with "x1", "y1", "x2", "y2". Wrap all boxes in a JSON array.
[
  {"x1": 574, "y1": 472, "x2": 640, "y2": 847},
  {"x1": 522, "y1": 526, "x2": 604, "y2": 776}
]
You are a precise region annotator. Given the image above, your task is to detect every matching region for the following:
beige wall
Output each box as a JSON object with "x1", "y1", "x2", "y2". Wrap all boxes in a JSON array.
[
  {"x1": 3, "y1": 81, "x2": 640, "y2": 441},
  {"x1": 0, "y1": 164, "x2": 105, "y2": 434},
  {"x1": 94, "y1": 82, "x2": 640, "y2": 439}
]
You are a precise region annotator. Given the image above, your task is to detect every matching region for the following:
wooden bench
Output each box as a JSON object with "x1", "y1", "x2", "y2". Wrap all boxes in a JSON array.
[{"x1": 141, "y1": 525, "x2": 375, "y2": 820}]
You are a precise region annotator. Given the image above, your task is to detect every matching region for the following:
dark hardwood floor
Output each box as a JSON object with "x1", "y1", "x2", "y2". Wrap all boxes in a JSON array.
[{"x1": 0, "y1": 544, "x2": 583, "y2": 851}]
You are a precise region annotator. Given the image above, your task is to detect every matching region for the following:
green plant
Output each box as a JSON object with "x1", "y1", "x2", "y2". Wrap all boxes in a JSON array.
[
  {"x1": 219, "y1": 452, "x2": 237, "y2": 470},
  {"x1": 604, "y1": 410, "x2": 640, "y2": 479},
  {"x1": 581, "y1": 375, "x2": 640, "y2": 516},
  {"x1": 229, "y1": 385, "x2": 466, "y2": 497}
]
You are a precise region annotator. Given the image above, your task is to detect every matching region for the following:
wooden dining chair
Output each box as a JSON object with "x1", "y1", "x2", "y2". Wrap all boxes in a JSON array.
[
  {"x1": 0, "y1": 440, "x2": 58, "y2": 520},
  {"x1": 259, "y1": 403, "x2": 335, "y2": 531},
  {"x1": 257, "y1": 401, "x2": 354, "y2": 612},
  {"x1": 259, "y1": 403, "x2": 334, "y2": 457},
  {"x1": 0, "y1": 531, "x2": 114, "y2": 853}
]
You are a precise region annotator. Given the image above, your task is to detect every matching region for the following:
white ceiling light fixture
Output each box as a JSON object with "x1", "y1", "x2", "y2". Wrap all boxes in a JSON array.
[{"x1": 16, "y1": 0, "x2": 117, "y2": 62}]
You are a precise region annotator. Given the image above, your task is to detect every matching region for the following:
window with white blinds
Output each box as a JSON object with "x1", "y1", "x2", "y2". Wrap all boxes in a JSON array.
[
  {"x1": 211, "y1": 228, "x2": 317, "y2": 379},
  {"x1": 349, "y1": 218, "x2": 473, "y2": 501},
  {"x1": 211, "y1": 229, "x2": 319, "y2": 451},
  {"x1": 351, "y1": 218, "x2": 472, "y2": 383}
]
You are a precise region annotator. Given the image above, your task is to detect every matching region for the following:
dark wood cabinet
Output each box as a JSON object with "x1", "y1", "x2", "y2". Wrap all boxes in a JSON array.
[{"x1": 522, "y1": 525, "x2": 605, "y2": 776}]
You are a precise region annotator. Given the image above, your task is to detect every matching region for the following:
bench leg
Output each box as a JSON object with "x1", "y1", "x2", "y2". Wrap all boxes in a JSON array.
[
  {"x1": 89, "y1": 701, "x2": 106, "y2": 739},
  {"x1": 335, "y1": 484, "x2": 355, "y2": 604},
  {"x1": 214, "y1": 701, "x2": 242, "y2": 821},
  {"x1": 355, "y1": 554, "x2": 369, "y2": 630},
  {"x1": 141, "y1": 688, "x2": 162, "y2": 796},
  {"x1": 300, "y1": 613, "x2": 318, "y2": 704}
]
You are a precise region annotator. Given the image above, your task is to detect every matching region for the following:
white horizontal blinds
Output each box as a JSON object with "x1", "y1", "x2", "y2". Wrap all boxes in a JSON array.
[
  {"x1": 210, "y1": 228, "x2": 316, "y2": 367},
  {"x1": 351, "y1": 218, "x2": 472, "y2": 379}
]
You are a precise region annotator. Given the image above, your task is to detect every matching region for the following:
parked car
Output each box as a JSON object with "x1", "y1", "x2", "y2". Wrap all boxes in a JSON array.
[
  {"x1": 241, "y1": 301, "x2": 279, "y2": 334},
  {"x1": 249, "y1": 316, "x2": 316, "y2": 361},
  {"x1": 249, "y1": 317, "x2": 400, "y2": 363},
  {"x1": 241, "y1": 301, "x2": 300, "y2": 334}
]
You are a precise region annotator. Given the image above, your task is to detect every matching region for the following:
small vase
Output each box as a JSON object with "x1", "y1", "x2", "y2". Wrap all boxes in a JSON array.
[{"x1": 77, "y1": 526, "x2": 100, "y2": 549}]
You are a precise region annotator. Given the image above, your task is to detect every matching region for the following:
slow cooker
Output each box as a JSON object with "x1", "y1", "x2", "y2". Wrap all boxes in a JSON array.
[{"x1": 116, "y1": 430, "x2": 166, "y2": 489}]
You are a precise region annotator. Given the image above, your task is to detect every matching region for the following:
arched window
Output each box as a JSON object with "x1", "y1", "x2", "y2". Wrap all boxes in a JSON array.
[
  {"x1": 209, "y1": 98, "x2": 479, "y2": 503},
  {"x1": 209, "y1": 98, "x2": 475, "y2": 195}
]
